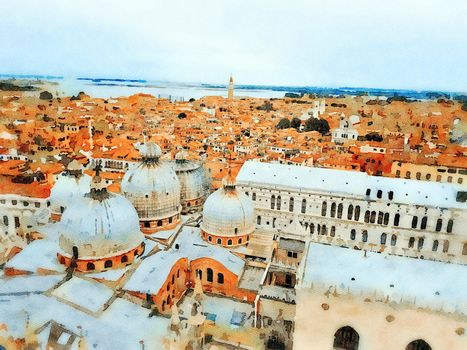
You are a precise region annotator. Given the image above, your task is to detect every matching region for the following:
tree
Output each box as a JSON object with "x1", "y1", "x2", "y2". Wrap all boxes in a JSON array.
[
  {"x1": 365, "y1": 132, "x2": 383, "y2": 142},
  {"x1": 39, "y1": 91, "x2": 53, "y2": 100},
  {"x1": 276, "y1": 118, "x2": 291, "y2": 129},
  {"x1": 305, "y1": 118, "x2": 330, "y2": 135},
  {"x1": 290, "y1": 117, "x2": 301, "y2": 131}
]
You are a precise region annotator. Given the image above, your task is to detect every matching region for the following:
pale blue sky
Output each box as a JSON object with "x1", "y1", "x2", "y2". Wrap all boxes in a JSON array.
[{"x1": 0, "y1": 0, "x2": 466, "y2": 91}]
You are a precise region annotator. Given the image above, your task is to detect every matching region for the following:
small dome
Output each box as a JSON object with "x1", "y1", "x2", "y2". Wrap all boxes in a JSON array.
[
  {"x1": 201, "y1": 181, "x2": 254, "y2": 238},
  {"x1": 121, "y1": 142, "x2": 181, "y2": 224},
  {"x1": 138, "y1": 142, "x2": 162, "y2": 159},
  {"x1": 58, "y1": 188, "x2": 144, "y2": 259},
  {"x1": 50, "y1": 170, "x2": 91, "y2": 214}
]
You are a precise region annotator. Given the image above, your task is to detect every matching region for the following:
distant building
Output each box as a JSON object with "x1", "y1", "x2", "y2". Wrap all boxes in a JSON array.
[
  {"x1": 228, "y1": 75, "x2": 234, "y2": 100},
  {"x1": 331, "y1": 115, "x2": 359, "y2": 144}
]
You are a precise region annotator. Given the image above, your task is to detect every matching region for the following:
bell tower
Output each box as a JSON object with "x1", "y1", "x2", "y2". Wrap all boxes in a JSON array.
[{"x1": 228, "y1": 75, "x2": 234, "y2": 100}]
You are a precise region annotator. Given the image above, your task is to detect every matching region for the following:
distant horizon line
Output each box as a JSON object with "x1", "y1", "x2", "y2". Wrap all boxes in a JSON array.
[{"x1": 0, "y1": 73, "x2": 465, "y2": 95}]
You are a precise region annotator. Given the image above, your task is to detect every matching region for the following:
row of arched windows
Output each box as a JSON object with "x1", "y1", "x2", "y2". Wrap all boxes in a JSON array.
[
  {"x1": 322, "y1": 201, "x2": 361, "y2": 222},
  {"x1": 197, "y1": 268, "x2": 224, "y2": 284}
]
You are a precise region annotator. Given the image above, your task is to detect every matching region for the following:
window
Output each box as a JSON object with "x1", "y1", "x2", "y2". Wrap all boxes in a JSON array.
[
  {"x1": 370, "y1": 211, "x2": 376, "y2": 223},
  {"x1": 144, "y1": 221, "x2": 150, "y2": 228},
  {"x1": 416, "y1": 172, "x2": 421, "y2": 180},
  {"x1": 330, "y1": 203, "x2": 336, "y2": 217},
  {"x1": 383, "y1": 213, "x2": 389, "y2": 225},
  {"x1": 394, "y1": 213, "x2": 400, "y2": 226},
  {"x1": 207, "y1": 268, "x2": 213, "y2": 282},
  {"x1": 405, "y1": 171, "x2": 411, "y2": 179},
  {"x1": 354, "y1": 206, "x2": 360, "y2": 221},
  {"x1": 377, "y1": 190, "x2": 382, "y2": 198},
  {"x1": 252, "y1": 192, "x2": 256, "y2": 201},
  {"x1": 289, "y1": 197, "x2": 294, "y2": 212},
  {"x1": 14, "y1": 217, "x2": 20, "y2": 228},
  {"x1": 301, "y1": 199, "x2": 306, "y2": 214},
  {"x1": 287, "y1": 251, "x2": 298, "y2": 258},
  {"x1": 330, "y1": 226, "x2": 336, "y2": 237},
  {"x1": 310, "y1": 223, "x2": 315, "y2": 234},
  {"x1": 347, "y1": 205, "x2": 354, "y2": 220},
  {"x1": 157, "y1": 220, "x2": 162, "y2": 226},
  {"x1": 458, "y1": 178, "x2": 463, "y2": 184},
  {"x1": 447, "y1": 219, "x2": 453, "y2": 233},
  {"x1": 238, "y1": 238, "x2": 242, "y2": 244},
  {"x1": 417, "y1": 238, "x2": 424, "y2": 250},
  {"x1": 391, "y1": 234, "x2": 397, "y2": 246},
  {"x1": 388, "y1": 191, "x2": 394, "y2": 200},
  {"x1": 121, "y1": 255, "x2": 128, "y2": 263},
  {"x1": 11, "y1": 200, "x2": 17, "y2": 205},
  {"x1": 350, "y1": 229, "x2": 356, "y2": 240},
  {"x1": 86, "y1": 262, "x2": 95, "y2": 271},
  {"x1": 321, "y1": 201, "x2": 327, "y2": 216},
  {"x1": 362, "y1": 230, "x2": 368, "y2": 242},
  {"x1": 435, "y1": 219, "x2": 442, "y2": 232},
  {"x1": 380, "y1": 233, "x2": 387, "y2": 245},
  {"x1": 442, "y1": 240, "x2": 449, "y2": 253},
  {"x1": 436, "y1": 175, "x2": 441, "y2": 182},
  {"x1": 432, "y1": 240, "x2": 438, "y2": 252},
  {"x1": 208, "y1": 235, "x2": 212, "y2": 242},
  {"x1": 421, "y1": 216, "x2": 427, "y2": 230},
  {"x1": 377, "y1": 212, "x2": 383, "y2": 224},
  {"x1": 396, "y1": 170, "x2": 401, "y2": 177},
  {"x1": 271, "y1": 195, "x2": 276, "y2": 210},
  {"x1": 411, "y1": 216, "x2": 418, "y2": 229},
  {"x1": 426, "y1": 173, "x2": 431, "y2": 180},
  {"x1": 257, "y1": 216, "x2": 261, "y2": 225},
  {"x1": 337, "y1": 204, "x2": 343, "y2": 219},
  {"x1": 3, "y1": 216, "x2": 8, "y2": 226},
  {"x1": 447, "y1": 176, "x2": 452, "y2": 183},
  {"x1": 227, "y1": 239, "x2": 232, "y2": 246},
  {"x1": 321, "y1": 225, "x2": 327, "y2": 236},
  {"x1": 462, "y1": 243, "x2": 467, "y2": 255},
  {"x1": 364, "y1": 211, "x2": 370, "y2": 223},
  {"x1": 276, "y1": 196, "x2": 281, "y2": 210},
  {"x1": 23, "y1": 201, "x2": 29, "y2": 207},
  {"x1": 366, "y1": 189, "x2": 371, "y2": 196},
  {"x1": 217, "y1": 238, "x2": 222, "y2": 244},
  {"x1": 217, "y1": 273, "x2": 224, "y2": 284},
  {"x1": 104, "y1": 260, "x2": 113, "y2": 268},
  {"x1": 408, "y1": 237, "x2": 415, "y2": 248}
]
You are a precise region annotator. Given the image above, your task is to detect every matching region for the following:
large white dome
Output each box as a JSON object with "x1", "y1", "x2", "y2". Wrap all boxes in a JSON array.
[
  {"x1": 58, "y1": 190, "x2": 144, "y2": 259},
  {"x1": 121, "y1": 142, "x2": 181, "y2": 221},
  {"x1": 50, "y1": 171, "x2": 91, "y2": 214},
  {"x1": 201, "y1": 182, "x2": 255, "y2": 237}
]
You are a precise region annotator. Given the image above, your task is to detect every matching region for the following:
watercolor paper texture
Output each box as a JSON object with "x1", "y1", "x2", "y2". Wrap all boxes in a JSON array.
[{"x1": 0, "y1": 1, "x2": 466, "y2": 349}]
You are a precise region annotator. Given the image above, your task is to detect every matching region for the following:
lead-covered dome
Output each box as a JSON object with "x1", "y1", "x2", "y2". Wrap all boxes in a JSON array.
[
  {"x1": 50, "y1": 160, "x2": 91, "y2": 219},
  {"x1": 172, "y1": 150, "x2": 210, "y2": 214},
  {"x1": 57, "y1": 174, "x2": 145, "y2": 272},
  {"x1": 201, "y1": 175, "x2": 254, "y2": 246},
  {"x1": 121, "y1": 142, "x2": 181, "y2": 234}
]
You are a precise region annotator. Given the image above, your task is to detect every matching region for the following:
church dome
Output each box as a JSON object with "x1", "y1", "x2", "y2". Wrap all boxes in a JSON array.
[
  {"x1": 50, "y1": 160, "x2": 91, "y2": 218},
  {"x1": 172, "y1": 150, "x2": 210, "y2": 214},
  {"x1": 57, "y1": 174, "x2": 145, "y2": 272},
  {"x1": 201, "y1": 175, "x2": 254, "y2": 246},
  {"x1": 121, "y1": 142, "x2": 181, "y2": 234}
]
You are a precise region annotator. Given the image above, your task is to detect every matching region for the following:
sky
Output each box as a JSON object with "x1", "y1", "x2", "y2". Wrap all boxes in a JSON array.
[{"x1": 0, "y1": 0, "x2": 466, "y2": 91}]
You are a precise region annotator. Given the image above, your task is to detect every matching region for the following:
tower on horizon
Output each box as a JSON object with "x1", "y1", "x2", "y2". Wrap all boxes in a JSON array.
[{"x1": 227, "y1": 75, "x2": 234, "y2": 100}]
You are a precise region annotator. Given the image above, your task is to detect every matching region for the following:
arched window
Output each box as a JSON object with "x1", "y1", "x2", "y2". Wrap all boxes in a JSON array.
[
  {"x1": 321, "y1": 201, "x2": 327, "y2": 216},
  {"x1": 197, "y1": 269, "x2": 203, "y2": 280},
  {"x1": 406, "y1": 339, "x2": 432, "y2": 350},
  {"x1": 432, "y1": 240, "x2": 439, "y2": 252},
  {"x1": 462, "y1": 243, "x2": 467, "y2": 255},
  {"x1": 405, "y1": 171, "x2": 411, "y2": 179},
  {"x1": 426, "y1": 173, "x2": 431, "y2": 180},
  {"x1": 364, "y1": 211, "x2": 370, "y2": 223},
  {"x1": 217, "y1": 273, "x2": 224, "y2": 284},
  {"x1": 252, "y1": 192, "x2": 256, "y2": 201},
  {"x1": 337, "y1": 203, "x2": 343, "y2": 219},
  {"x1": 217, "y1": 238, "x2": 222, "y2": 245},
  {"x1": 447, "y1": 176, "x2": 452, "y2": 183},
  {"x1": 383, "y1": 213, "x2": 389, "y2": 225},
  {"x1": 321, "y1": 225, "x2": 327, "y2": 236},
  {"x1": 310, "y1": 223, "x2": 315, "y2": 234},
  {"x1": 104, "y1": 260, "x2": 113, "y2": 268},
  {"x1": 435, "y1": 218, "x2": 442, "y2": 232},
  {"x1": 442, "y1": 240, "x2": 449, "y2": 253},
  {"x1": 377, "y1": 212, "x2": 383, "y2": 224},
  {"x1": 3, "y1": 216, "x2": 8, "y2": 226},
  {"x1": 380, "y1": 233, "x2": 387, "y2": 245},
  {"x1": 362, "y1": 230, "x2": 368, "y2": 242},
  {"x1": 86, "y1": 262, "x2": 95, "y2": 271},
  {"x1": 416, "y1": 172, "x2": 421, "y2": 180},
  {"x1": 271, "y1": 195, "x2": 276, "y2": 210},
  {"x1": 417, "y1": 237, "x2": 424, "y2": 250},
  {"x1": 436, "y1": 175, "x2": 441, "y2": 182},
  {"x1": 227, "y1": 239, "x2": 233, "y2": 246},
  {"x1": 420, "y1": 216, "x2": 427, "y2": 230},
  {"x1": 330, "y1": 226, "x2": 336, "y2": 237},
  {"x1": 354, "y1": 206, "x2": 360, "y2": 221},
  {"x1": 276, "y1": 196, "x2": 281, "y2": 210},
  {"x1": 289, "y1": 197, "x2": 294, "y2": 212},
  {"x1": 391, "y1": 234, "x2": 397, "y2": 246},
  {"x1": 408, "y1": 237, "x2": 415, "y2": 248},
  {"x1": 370, "y1": 211, "x2": 376, "y2": 223},
  {"x1": 121, "y1": 255, "x2": 128, "y2": 263},
  {"x1": 377, "y1": 189, "x2": 382, "y2": 198},
  {"x1": 301, "y1": 199, "x2": 306, "y2": 214},
  {"x1": 257, "y1": 216, "x2": 261, "y2": 225},
  {"x1": 207, "y1": 268, "x2": 213, "y2": 282},
  {"x1": 347, "y1": 205, "x2": 354, "y2": 220},
  {"x1": 388, "y1": 191, "x2": 394, "y2": 200},
  {"x1": 447, "y1": 219, "x2": 453, "y2": 233},
  {"x1": 238, "y1": 238, "x2": 242, "y2": 244},
  {"x1": 350, "y1": 229, "x2": 356, "y2": 240},
  {"x1": 333, "y1": 326, "x2": 360, "y2": 350},
  {"x1": 411, "y1": 216, "x2": 418, "y2": 229},
  {"x1": 330, "y1": 203, "x2": 336, "y2": 217},
  {"x1": 208, "y1": 235, "x2": 212, "y2": 242},
  {"x1": 394, "y1": 213, "x2": 400, "y2": 226},
  {"x1": 366, "y1": 188, "x2": 371, "y2": 196}
]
